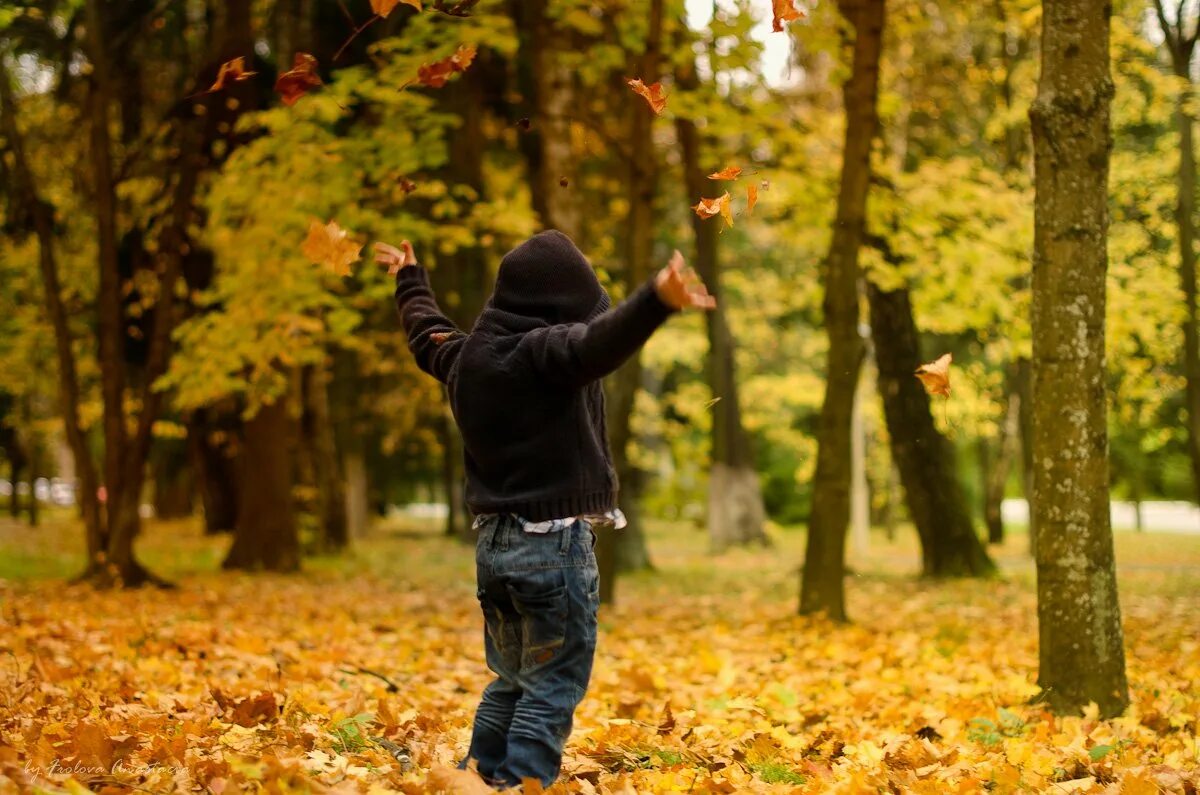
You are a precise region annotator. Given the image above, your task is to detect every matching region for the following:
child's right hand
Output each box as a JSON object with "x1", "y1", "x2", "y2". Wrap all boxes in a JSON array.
[
  {"x1": 374, "y1": 240, "x2": 417, "y2": 275},
  {"x1": 655, "y1": 250, "x2": 717, "y2": 311}
]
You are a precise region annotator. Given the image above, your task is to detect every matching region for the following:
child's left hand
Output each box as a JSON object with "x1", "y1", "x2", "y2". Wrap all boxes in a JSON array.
[{"x1": 374, "y1": 240, "x2": 417, "y2": 275}]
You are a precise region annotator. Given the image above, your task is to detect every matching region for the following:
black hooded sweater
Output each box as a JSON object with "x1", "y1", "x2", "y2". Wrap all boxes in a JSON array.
[{"x1": 395, "y1": 230, "x2": 676, "y2": 521}]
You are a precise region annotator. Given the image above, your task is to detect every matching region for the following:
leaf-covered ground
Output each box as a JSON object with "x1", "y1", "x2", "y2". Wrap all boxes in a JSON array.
[{"x1": 0, "y1": 517, "x2": 1197, "y2": 793}]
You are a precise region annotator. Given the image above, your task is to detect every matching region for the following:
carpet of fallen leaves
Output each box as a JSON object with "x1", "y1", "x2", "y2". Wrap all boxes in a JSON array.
[{"x1": 0, "y1": 516, "x2": 1197, "y2": 794}]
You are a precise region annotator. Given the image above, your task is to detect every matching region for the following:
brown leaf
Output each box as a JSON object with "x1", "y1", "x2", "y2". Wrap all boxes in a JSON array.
[
  {"x1": 416, "y1": 44, "x2": 477, "y2": 88},
  {"x1": 707, "y1": 165, "x2": 743, "y2": 181},
  {"x1": 658, "y1": 701, "x2": 676, "y2": 735},
  {"x1": 372, "y1": 0, "x2": 421, "y2": 17},
  {"x1": 209, "y1": 57, "x2": 256, "y2": 93},
  {"x1": 693, "y1": 192, "x2": 733, "y2": 228},
  {"x1": 746, "y1": 183, "x2": 758, "y2": 215},
  {"x1": 915, "y1": 353, "x2": 952, "y2": 398},
  {"x1": 399, "y1": 176, "x2": 418, "y2": 194},
  {"x1": 772, "y1": 0, "x2": 806, "y2": 32},
  {"x1": 274, "y1": 52, "x2": 322, "y2": 106},
  {"x1": 301, "y1": 218, "x2": 363, "y2": 276},
  {"x1": 427, "y1": 766, "x2": 494, "y2": 794},
  {"x1": 430, "y1": 332, "x2": 453, "y2": 345},
  {"x1": 627, "y1": 78, "x2": 668, "y2": 114}
]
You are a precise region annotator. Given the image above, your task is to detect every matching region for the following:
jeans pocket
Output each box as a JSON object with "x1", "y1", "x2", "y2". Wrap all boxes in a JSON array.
[{"x1": 507, "y1": 572, "x2": 569, "y2": 671}]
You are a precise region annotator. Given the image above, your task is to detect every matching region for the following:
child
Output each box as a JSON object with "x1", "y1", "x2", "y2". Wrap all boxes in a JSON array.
[{"x1": 375, "y1": 230, "x2": 714, "y2": 790}]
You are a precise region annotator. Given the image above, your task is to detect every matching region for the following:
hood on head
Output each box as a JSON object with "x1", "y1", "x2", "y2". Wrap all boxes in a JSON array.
[{"x1": 489, "y1": 230, "x2": 610, "y2": 324}]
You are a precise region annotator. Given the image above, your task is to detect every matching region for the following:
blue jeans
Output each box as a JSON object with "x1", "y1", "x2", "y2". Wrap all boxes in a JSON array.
[{"x1": 459, "y1": 515, "x2": 600, "y2": 788}]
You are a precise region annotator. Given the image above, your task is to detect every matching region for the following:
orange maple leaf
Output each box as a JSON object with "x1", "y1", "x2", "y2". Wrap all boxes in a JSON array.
[
  {"x1": 416, "y1": 44, "x2": 477, "y2": 88},
  {"x1": 707, "y1": 165, "x2": 743, "y2": 181},
  {"x1": 209, "y1": 57, "x2": 256, "y2": 93},
  {"x1": 627, "y1": 78, "x2": 668, "y2": 115},
  {"x1": 693, "y1": 192, "x2": 733, "y2": 228},
  {"x1": 772, "y1": 0, "x2": 805, "y2": 32},
  {"x1": 274, "y1": 52, "x2": 322, "y2": 106},
  {"x1": 747, "y1": 183, "x2": 758, "y2": 215},
  {"x1": 301, "y1": 219, "x2": 362, "y2": 276},
  {"x1": 372, "y1": 0, "x2": 421, "y2": 16},
  {"x1": 915, "y1": 353, "x2": 952, "y2": 398}
]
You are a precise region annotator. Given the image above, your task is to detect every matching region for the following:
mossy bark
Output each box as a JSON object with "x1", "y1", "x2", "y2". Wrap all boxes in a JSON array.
[{"x1": 1028, "y1": 0, "x2": 1129, "y2": 718}]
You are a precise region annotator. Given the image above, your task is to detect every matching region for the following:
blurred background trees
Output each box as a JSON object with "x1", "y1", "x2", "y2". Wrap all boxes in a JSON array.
[{"x1": 0, "y1": 0, "x2": 1194, "y2": 615}]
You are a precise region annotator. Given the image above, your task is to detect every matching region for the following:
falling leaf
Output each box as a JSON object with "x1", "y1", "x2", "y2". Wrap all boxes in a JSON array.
[
  {"x1": 703, "y1": 397, "x2": 722, "y2": 409},
  {"x1": 772, "y1": 0, "x2": 805, "y2": 32},
  {"x1": 399, "y1": 176, "x2": 418, "y2": 194},
  {"x1": 416, "y1": 44, "x2": 477, "y2": 88},
  {"x1": 761, "y1": 178, "x2": 771, "y2": 191},
  {"x1": 301, "y1": 218, "x2": 362, "y2": 276},
  {"x1": 559, "y1": 176, "x2": 569, "y2": 187},
  {"x1": 915, "y1": 353, "x2": 953, "y2": 398},
  {"x1": 747, "y1": 183, "x2": 758, "y2": 214},
  {"x1": 371, "y1": 0, "x2": 421, "y2": 17},
  {"x1": 274, "y1": 52, "x2": 322, "y2": 106},
  {"x1": 430, "y1": 332, "x2": 453, "y2": 345},
  {"x1": 516, "y1": 117, "x2": 531, "y2": 131},
  {"x1": 209, "y1": 57, "x2": 256, "y2": 93},
  {"x1": 707, "y1": 165, "x2": 743, "y2": 181},
  {"x1": 627, "y1": 78, "x2": 668, "y2": 115},
  {"x1": 693, "y1": 192, "x2": 733, "y2": 228}
]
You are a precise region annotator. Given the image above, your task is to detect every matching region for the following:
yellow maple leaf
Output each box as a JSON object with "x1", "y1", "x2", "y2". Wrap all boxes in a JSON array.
[{"x1": 301, "y1": 219, "x2": 362, "y2": 276}]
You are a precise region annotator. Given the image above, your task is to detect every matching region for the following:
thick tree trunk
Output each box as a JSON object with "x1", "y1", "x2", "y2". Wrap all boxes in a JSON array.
[
  {"x1": 224, "y1": 398, "x2": 301, "y2": 571},
  {"x1": 675, "y1": 58, "x2": 770, "y2": 554},
  {"x1": 0, "y1": 64, "x2": 105, "y2": 553},
  {"x1": 1028, "y1": 0, "x2": 1128, "y2": 718},
  {"x1": 800, "y1": 0, "x2": 885, "y2": 621},
  {"x1": 301, "y1": 363, "x2": 349, "y2": 552},
  {"x1": 868, "y1": 284, "x2": 995, "y2": 575}
]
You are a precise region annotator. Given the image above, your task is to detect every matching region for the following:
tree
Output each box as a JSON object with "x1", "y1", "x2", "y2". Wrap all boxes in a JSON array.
[
  {"x1": 1152, "y1": 0, "x2": 1200, "y2": 504},
  {"x1": 801, "y1": 0, "x2": 887, "y2": 621},
  {"x1": 1028, "y1": 0, "x2": 1129, "y2": 717},
  {"x1": 675, "y1": 52, "x2": 769, "y2": 553},
  {"x1": 866, "y1": 274, "x2": 996, "y2": 575}
]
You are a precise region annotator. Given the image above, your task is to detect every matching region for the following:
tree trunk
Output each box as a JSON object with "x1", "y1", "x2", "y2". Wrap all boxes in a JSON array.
[
  {"x1": 984, "y1": 383, "x2": 1021, "y2": 544},
  {"x1": 224, "y1": 398, "x2": 301, "y2": 571},
  {"x1": 510, "y1": 0, "x2": 583, "y2": 241},
  {"x1": 675, "y1": 56, "x2": 770, "y2": 554},
  {"x1": 301, "y1": 363, "x2": 349, "y2": 552},
  {"x1": 800, "y1": 0, "x2": 886, "y2": 621},
  {"x1": 868, "y1": 284, "x2": 995, "y2": 575},
  {"x1": 1154, "y1": 0, "x2": 1200, "y2": 505},
  {"x1": 1014, "y1": 356, "x2": 1036, "y2": 554},
  {"x1": 343, "y1": 447, "x2": 370, "y2": 539},
  {"x1": 432, "y1": 66, "x2": 492, "y2": 540},
  {"x1": 0, "y1": 63, "x2": 105, "y2": 553},
  {"x1": 187, "y1": 409, "x2": 239, "y2": 533},
  {"x1": 84, "y1": 0, "x2": 131, "y2": 578},
  {"x1": 1028, "y1": 0, "x2": 1128, "y2": 718},
  {"x1": 152, "y1": 438, "x2": 193, "y2": 520},
  {"x1": 596, "y1": 0, "x2": 664, "y2": 605},
  {"x1": 1177, "y1": 77, "x2": 1200, "y2": 507}
]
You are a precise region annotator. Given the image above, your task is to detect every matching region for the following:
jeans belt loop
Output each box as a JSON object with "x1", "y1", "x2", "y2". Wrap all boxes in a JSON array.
[{"x1": 559, "y1": 521, "x2": 573, "y2": 555}]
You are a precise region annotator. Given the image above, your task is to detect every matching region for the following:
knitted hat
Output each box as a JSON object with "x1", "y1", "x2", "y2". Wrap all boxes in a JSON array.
[{"x1": 491, "y1": 230, "x2": 611, "y2": 324}]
